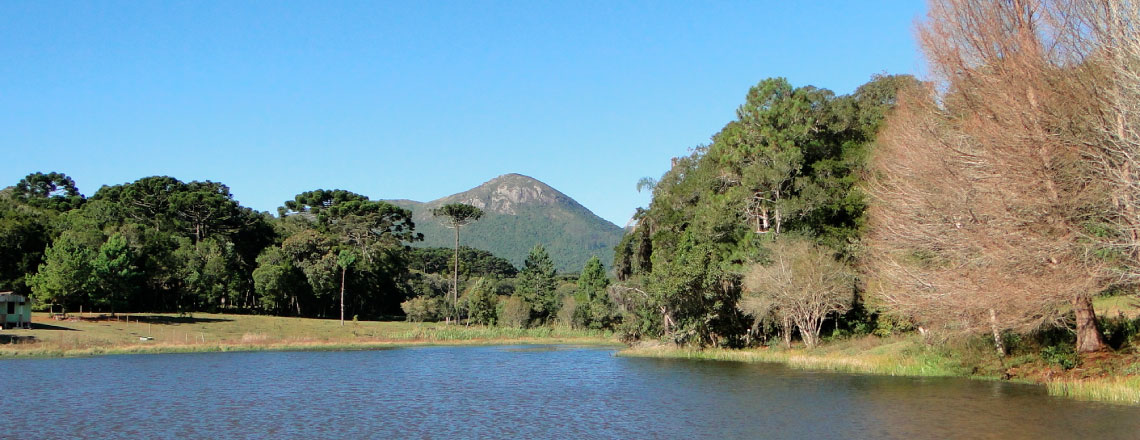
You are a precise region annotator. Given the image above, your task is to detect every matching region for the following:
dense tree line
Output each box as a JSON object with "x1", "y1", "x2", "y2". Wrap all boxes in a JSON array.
[
  {"x1": 613, "y1": 75, "x2": 910, "y2": 347},
  {"x1": 0, "y1": 174, "x2": 422, "y2": 319},
  {"x1": 615, "y1": 0, "x2": 1140, "y2": 358}
]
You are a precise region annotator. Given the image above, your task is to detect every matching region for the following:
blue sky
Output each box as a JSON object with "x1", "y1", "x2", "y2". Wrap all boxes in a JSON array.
[{"x1": 1, "y1": 1, "x2": 926, "y2": 226}]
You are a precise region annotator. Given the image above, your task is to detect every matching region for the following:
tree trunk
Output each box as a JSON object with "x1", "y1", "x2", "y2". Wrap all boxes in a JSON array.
[
  {"x1": 452, "y1": 225, "x2": 460, "y2": 324},
  {"x1": 989, "y1": 308, "x2": 1005, "y2": 357},
  {"x1": 782, "y1": 315, "x2": 792, "y2": 348},
  {"x1": 1072, "y1": 295, "x2": 1108, "y2": 353},
  {"x1": 340, "y1": 267, "x2": 346, "y2": 326}
]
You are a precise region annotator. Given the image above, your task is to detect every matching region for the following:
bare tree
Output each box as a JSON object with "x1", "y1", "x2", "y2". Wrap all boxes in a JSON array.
[
  {"x1": 867, "y1": 0, "x2": 1116, "y2": 353},
  {"x1": 1067, "y1": 1, "x2": 1140, "y2": 278},
  {"x1": 741, "y1": 238, "x2": 854, "y2": 349}
]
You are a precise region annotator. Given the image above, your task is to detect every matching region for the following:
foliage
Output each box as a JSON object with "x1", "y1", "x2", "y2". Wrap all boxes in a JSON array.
[
  {"x1": 14, "y1": 171, "x2": 85, "y2": 211},
  {"x1": 1041, "y1": 345, "x2": 1079, "y2": 370},
  {"x1": 517, "y1": 244, "x2": 558, "y2": 322},
  {"x1": 498, "y1": 295, "x2": 531, "y2": 329},
  {"x1": 574, "y1": 256, "x2": 617, "y2": 329},
  {"x1": 27, "y1": 230, "x2": 98, "y2": 310},
  {"x1": 741, "y1": 237, "x2": 855, "y2": 349},
  {"x1": 407, "y1": 246, "x2": 517, "y2": 278},
  {"x1": 432, "y1": 202, "x2": 484, "y2": 321},
  {"x1": 464, "y1": 277, "x2": 499, "y2": 325},
  {"x1": 613, "y1": 74, "x2": 910, "y2": 347},
  {"x1": 558, "y1": 296, "x2": 579, "y2": 328},
  {"x1": 401, "y1": 296, "x2": 443, "y2": 322},
  {"x1": 92, "y1": 233, "x2": 138, "y2": 314},
  {"x1": 1, "y1": 173, "x2": 431, "y2": 321}
]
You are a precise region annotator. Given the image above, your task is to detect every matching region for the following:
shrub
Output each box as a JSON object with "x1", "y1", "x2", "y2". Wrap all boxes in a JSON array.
[
  {"x1": 401, "y1": 296, "x2": 441, "y2": 322},
  {"x1": 466, "y1": 278, "x2": 499, "y2": 326},
  {"x1": 1042, "y1": 344, "x2": 1078, "y2": 370},
  {"x1": 557, "y1": 296, "x2": 579, "y2": 328},
  {"x1": 498, "y1": 296, "x2": 531, "y2": 329},
  {"x1": 1098, "y1": 314, "x2": 1139, "y2": 349}
]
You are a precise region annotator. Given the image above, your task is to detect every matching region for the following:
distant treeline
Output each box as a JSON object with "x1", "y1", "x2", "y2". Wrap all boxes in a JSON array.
[{"x1": 0, "y1": 173, "x2": 618, "y2": 328}]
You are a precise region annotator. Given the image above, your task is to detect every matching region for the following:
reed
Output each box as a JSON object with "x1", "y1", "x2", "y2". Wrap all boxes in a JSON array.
[
  {"x1": 1046, "y1": 376, "x2": 1140, "y2": 405},
  {"x1": 618, "y1": 338, "x2": 963, "y2": 378}
]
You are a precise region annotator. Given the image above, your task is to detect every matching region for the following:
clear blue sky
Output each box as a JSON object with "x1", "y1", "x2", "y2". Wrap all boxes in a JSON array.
[{"x1": 1, "y1": 1, "x2": 926, "y2": 226}]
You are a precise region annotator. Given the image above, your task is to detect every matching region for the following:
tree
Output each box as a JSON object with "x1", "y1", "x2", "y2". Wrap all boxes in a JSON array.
[
  {"x1": 576, "y1": 256, "x2": 615, "y2": 329},
  {"x1": 432, "y1": 203, "x2": 484, "y2": 322},
  {"x1": 253, "y1": 246, "x2": 305, "y2": 315},
  {"x1": 337, "y1": 249, "x2": 357, "y2": 326},
  {"x1": 611, "y1": 74, "x2": 906, "y2": 347},
  {"x1": 93, "y1": 176, "x2": 187, "y2": 230},
  {"x1": 644, "y1": 231, "x2": 739, "y2": 346},
  {"x1": 28, "y1": 231, "x2": 99, "y2": 311},
  {"x1": 517, "y1": 244, "x2": 557, "y2": 322},
  {"x1": 866, "y1": 0, "x2": 1115, "y2": 354},
  {"x1": 0, "y1": 195, "x2": 54, "y2": 293},
  {"x1": 1069, "y1": 2, "x2": 1140, "y2": 291},
  {"x1": 465, "y1": 277, "x2": 498, "y2": 325},
  {"x1": 278, "y1": 190, "x2": 420, "y2": 319},
  {"x1": 14, "y1": 171, "x2": 85, "y2": 211},
  {"x1": 93, "y1": 233, "x2": 138, "y2": 316},
  {"x1": 741, "y1": 238, "x2": 854, "y2": 349},
  {"x1": 170, "y1": 181, "x2": 242, "y2": 245}
]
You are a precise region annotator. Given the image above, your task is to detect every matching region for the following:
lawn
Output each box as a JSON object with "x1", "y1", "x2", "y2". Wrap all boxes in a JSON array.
[{"x1": 0, "y1": 313, "x2": 617, "y2": 357}]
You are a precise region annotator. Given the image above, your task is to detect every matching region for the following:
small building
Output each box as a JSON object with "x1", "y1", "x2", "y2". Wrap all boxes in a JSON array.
[{"x1": 0, "y1": 292, "x2": 32, "y2": 329}]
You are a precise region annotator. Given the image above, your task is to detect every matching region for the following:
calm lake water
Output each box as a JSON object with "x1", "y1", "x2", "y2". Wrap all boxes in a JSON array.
[{"x1": 1, "y1": 346, "x2": 1138, "y2": 439}]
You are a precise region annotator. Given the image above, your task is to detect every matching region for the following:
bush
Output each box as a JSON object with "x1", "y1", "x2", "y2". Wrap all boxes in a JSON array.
[
  {"x1": 401, "y1": 296, "x2": 442, "y2": 322},
  {"x1": 871, "y1": 313, "x2": 916, "y2": 337},
  {"x1": 1098, "y1": 314, "x2": 1140, "y2": 349},
  {"x1": 498, "y1": 296, "x2": 531, "y2": 329},
  {"x1": 1042, "y1": 344, "x2": 1079, "y2": 370},
  {"x1": 556, "y1": 296, "x2": 578, "y2": 328},
  {"x1": 466, "y1": 278, "x2": 499, "y2": 326}
]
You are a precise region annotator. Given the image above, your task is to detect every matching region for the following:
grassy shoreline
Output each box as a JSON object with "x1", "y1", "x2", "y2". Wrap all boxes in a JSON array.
[
  {"x1": 0, "y1": 336, "x2": 620, "y2": 359},
  {"x1": 618, "y1": 337, "x2": 1140, "y2": 406},
  {"x1": 0, "y1": 313, "x2": 618, "y2": 359}
]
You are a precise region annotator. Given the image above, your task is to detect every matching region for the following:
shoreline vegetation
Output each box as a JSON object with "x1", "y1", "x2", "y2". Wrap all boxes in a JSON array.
[
  {"x1": 619, "y1": 336, "x2": 1140, "y2": 406},
  {"x1": 0, "y1": 313, "x2": 618, "y2": 359}
]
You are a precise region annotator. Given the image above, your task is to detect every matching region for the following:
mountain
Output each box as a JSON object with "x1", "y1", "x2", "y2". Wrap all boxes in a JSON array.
[{"x1": 390, "y1": 174, "x2": 625, "y2": 273}]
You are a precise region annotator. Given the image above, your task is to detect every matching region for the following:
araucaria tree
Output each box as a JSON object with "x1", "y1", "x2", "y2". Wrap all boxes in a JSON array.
[
  {"x1": 432, "y1": 203, "x2": 484, "y2": 322},
  {"x1": 866, "y1": 0, "x2": 1139, "y2": 353},
  {"x1": 337, "y1": 249, "x2": 357, "y2": 326}
]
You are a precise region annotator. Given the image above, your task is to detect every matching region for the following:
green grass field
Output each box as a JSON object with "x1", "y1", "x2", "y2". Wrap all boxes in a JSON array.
[
  {"x1": 0, "y1": 313, "x2": 617, "y2": 358},
  {"x1": 1094, "y1": 295, "x2": 1140, "y2": 319}
]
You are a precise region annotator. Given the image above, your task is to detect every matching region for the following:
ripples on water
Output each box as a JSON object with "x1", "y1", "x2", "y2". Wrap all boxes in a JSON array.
[{"x1": 1, "y1": 346, "x2": 1138, "y2": 439}]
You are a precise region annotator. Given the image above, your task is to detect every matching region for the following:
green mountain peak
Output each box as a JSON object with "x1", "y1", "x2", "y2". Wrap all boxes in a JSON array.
[{"x1": 391, "y1": 174, "x2": 623, "y2": 273}]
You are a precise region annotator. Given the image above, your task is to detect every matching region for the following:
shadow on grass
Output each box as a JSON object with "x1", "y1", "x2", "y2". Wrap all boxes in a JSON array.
[
  {"x1": 123, "y1": 315, "x2": 233, "y2": 325},
  {"x1": 0, "y1": 335, "x2": 36, "y2": 344},
  {"x1": 27, "y1": 323, "x2": 78, "y2": 331},
  {"x1": 68, "y1": 314, "x2": 235, "y2": 325}
]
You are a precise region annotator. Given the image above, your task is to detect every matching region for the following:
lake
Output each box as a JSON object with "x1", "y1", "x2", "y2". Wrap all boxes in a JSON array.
[{"x1": 1, "y1": 346, "x2": 1137, "y2": 439}]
